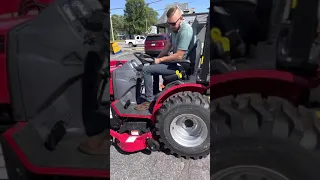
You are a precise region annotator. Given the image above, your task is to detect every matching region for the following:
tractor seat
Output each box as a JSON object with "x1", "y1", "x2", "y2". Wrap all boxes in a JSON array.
[{"x1": 162, "y1": 39, "x2": 202, "y2": 86}]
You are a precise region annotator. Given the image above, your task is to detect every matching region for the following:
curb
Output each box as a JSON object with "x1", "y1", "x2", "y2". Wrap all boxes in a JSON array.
[{"x1": 122, "y1": 48, "x2": 144, "y2": 51}]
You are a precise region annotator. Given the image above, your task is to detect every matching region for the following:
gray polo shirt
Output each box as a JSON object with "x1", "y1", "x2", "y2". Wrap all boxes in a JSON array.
[{"x1": 170, "y1": 21, "x2": 194, "y2": 58}]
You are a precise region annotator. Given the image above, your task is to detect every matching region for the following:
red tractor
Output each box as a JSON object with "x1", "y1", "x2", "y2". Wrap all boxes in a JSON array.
[
  {"x1": 0, "y1": 0, "x2": 109, "y2": 179},
  {"x1": 210, "y1": 0, "x2": 320, "y2": 179},
  {"x1": 105, "y1": 20, "x2": 210, "y2": 158}
]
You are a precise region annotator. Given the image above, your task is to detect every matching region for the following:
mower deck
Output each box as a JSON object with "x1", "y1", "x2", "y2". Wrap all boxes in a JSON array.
[{"x1": 2, "y1": 123, "x2": 109, "y2": 178}]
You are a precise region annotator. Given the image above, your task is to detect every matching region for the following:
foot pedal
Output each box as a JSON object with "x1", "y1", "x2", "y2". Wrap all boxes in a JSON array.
[
  {"x1": 44, "y1": 121, "x2": 66, "y2": 151},
  {"x1": 124, "y1": 100, "x2": 131, "y2": 109}
]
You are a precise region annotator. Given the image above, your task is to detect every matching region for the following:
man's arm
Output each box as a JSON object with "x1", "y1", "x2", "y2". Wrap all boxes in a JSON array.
[
  {"x1": 157, "y1": 41, "x2": 173, "y2": 58},
  {"x1": 158, "y1": 29, "x2": 193, "y2": 63}
]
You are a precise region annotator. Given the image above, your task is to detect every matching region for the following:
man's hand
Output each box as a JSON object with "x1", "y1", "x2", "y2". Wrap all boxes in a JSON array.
[
  {"x1": 155, "y1": 50, "x2": 186, "y2": 63},
  {"x1": 157, "y1": 42, "x2": 172, "y2": 58},
  {"x1": 155, "y1": 58, "x2": 162, "y2": 64}
]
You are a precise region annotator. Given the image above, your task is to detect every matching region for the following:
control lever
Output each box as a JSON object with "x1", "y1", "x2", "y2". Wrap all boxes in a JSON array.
[
  {"x1": 44, "y1": 121, "x2": 66, "y2": 151},
  {"x1": 124, "y1": 100, "x2": 131, "y2": 109}
]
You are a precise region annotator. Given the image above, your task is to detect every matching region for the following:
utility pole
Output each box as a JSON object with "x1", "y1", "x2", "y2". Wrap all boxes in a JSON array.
[
  {"x1": 145, "y1": 19, "x2": 147, "y2": 33},
  {"x1": 110, "y1": 14, "x2": 115, "y2": 41}
]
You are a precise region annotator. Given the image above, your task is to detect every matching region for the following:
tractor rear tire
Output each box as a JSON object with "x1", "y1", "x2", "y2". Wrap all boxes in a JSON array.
[
  {"x1": 155, "y1": 91, "x2": 210, "y2": 159},
  {"x1": 211, "y1": 94, "x2": 320, "y2": 180}
]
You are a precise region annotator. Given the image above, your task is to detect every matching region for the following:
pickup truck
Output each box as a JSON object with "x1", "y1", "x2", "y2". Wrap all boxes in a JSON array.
[{"x1": 124, "y1": 35, "x2": 146, "y2": 47}]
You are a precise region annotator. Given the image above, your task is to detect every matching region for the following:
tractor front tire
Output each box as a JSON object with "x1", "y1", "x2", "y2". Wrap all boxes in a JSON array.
[
  {"x1": 155, "y1": 91, "x2": 210, "y2": 159},
  {"x1": 211, "y1": 94, "x2": 320, "y2": 180}
]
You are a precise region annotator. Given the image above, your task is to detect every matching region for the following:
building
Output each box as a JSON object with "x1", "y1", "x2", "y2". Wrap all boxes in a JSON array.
[
  {"x1": 148, "y1": 26, "x2": 158, "y2": 34},
  {"x1": 155, "y1": 3, "x2": 208, "y2": 43}
]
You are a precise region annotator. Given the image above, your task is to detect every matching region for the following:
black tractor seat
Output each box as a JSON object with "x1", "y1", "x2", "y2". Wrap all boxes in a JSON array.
[
  {"x1": 211, "y1": 0, "x2": 287, "y2": 64},
  {"x1": 162, "y1": 39, "x2": 202, "y2": 86}
]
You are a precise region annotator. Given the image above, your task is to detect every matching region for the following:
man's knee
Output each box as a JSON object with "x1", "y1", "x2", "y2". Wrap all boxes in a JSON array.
[{"x1": 142, "y1": 65, "x2": 155, "y2": 74}]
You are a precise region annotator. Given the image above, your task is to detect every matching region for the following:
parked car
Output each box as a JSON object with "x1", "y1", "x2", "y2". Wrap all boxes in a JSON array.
[
  {"x1": 124, "y1": 35, "x2": 145, "y2": 47},
  {"x1": 144, "y1": 34, "x2": 169, "y2": 56}
]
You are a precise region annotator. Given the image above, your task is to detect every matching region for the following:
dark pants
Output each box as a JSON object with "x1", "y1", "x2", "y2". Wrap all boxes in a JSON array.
[
  {"x1": 82, "y1": 52, "x2": 108, "y2": 137},
  {"x1": 142, "y1": 63, "x2": 178, "y2": 102},
  {"x1": 81, "y1": 8, "x2": 109, "y2": 137}
]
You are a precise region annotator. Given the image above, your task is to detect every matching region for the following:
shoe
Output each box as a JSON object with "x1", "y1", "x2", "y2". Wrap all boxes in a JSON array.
[
  {"x1": 134, "y1": 101, "x2": 151, "y2": 111},
  {"x1": 78, "y1": 130, "x2": 110, "y2": 155}
]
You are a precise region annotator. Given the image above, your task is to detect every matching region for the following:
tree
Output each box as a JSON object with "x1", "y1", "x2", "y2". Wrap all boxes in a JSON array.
[
  {"x1": 145, "y1": 7, "x2": 158, "y2": 33},
  {"x1": 111, "y1": 14, "x2": 125, "y2": 40},
  {"x1": 124, "y1": 0, "x2": 158, "y2": 36}
]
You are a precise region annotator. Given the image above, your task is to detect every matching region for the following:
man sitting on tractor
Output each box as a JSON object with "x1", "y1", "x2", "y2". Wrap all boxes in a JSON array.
[{"x1": 135, "y1": 6, "x2": 194, "y2": 111}]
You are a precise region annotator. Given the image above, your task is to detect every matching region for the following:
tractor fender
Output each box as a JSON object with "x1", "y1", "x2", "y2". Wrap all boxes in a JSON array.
[
  {"x1": 152, "y1": 83, "x2": 207, "y2": 114},
  {"x1": 210, "y1": 70, "x2": 313, "y2": 105}
]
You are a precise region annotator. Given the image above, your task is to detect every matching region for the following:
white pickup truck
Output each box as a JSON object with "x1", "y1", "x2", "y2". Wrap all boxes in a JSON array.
[{"x1": 124, "y1": 35, "x2": 146, "y2": 47}]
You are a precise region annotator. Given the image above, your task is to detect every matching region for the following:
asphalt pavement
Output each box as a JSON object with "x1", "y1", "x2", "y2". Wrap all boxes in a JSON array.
[{"x1": 110, "y1": 48, "x2": 210, "y2": 180}]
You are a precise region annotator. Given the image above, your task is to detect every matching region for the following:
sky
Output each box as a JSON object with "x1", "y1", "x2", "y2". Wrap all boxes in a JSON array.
[{"x1": 110, "y1": 0, "x2": 209, "y2": 17}]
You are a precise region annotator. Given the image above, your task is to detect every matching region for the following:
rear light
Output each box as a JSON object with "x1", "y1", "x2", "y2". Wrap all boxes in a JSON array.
[
  {"x1": 0, "y1": 35, "x2": 4, "y2": 53},
  {"x1": 162, "y1": 42, "x2": 164, "y2": 46}
]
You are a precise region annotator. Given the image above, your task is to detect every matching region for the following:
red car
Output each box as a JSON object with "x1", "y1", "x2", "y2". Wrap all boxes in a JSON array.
[{"x1": 144, "y1": 34, "x2": 169, "y2": 56}]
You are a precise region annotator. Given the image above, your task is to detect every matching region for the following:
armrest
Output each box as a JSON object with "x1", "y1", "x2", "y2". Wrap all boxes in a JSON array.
[{"x1": 166, "y1": 59, "x2": 191, "y2": 64}]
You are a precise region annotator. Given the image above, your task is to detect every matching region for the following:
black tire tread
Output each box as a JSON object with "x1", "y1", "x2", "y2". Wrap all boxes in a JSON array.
[
  {"x1": 155, "y1": 91, "x2": 210, "y2": 159},
  {"x1": 211, "y1": 93, "x2": 320, "y2": 152}
]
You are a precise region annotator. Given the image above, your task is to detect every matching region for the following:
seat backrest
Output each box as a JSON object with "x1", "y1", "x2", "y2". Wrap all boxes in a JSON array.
[
  {"x1": 186, "y1": 39, "x2": 202, "y2": 75},
  {"x1": 257, "y1": 0, "x2": 287, "y2": 43}
]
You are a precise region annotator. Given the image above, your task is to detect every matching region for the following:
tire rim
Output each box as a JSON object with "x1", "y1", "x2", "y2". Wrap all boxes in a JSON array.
[
  {"x1": 170, "y1": 114, "x2": 208, "y2": 147},
  {"x1": 211, "y1": 165, "x2": 289, "y2": 180}
]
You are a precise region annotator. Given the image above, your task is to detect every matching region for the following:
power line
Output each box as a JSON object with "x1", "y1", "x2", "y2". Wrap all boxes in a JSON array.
[
  {"x1": 110, "y1": 8, "x2": 124, "y2": 10},
  {"x1": 155, "y1": 8, "x2": 166, "y2": 11},
  {"x1": 146, "y1": 0, "x2": 162, "y2": 5}
]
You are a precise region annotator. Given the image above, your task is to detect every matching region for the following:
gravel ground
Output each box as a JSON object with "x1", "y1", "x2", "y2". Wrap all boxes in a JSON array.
[{"x1": 110, "y1": 146, "x2": 210, "y2": 180}]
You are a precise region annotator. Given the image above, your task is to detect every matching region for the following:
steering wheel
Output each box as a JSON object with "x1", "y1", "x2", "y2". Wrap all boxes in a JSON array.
[{"x1": 133, "y1": 52, "x2": 155, "y2": 64}]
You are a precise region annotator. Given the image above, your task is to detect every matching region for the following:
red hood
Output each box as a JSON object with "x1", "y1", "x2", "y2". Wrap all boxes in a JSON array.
[{"x1": 110, "y1": 60, "x2": 127, "y2": 73}]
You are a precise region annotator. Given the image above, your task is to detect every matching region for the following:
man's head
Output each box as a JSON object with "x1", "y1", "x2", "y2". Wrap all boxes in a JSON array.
[{"x1": 166, "y1": 6, "x2": 183, "y2": 32}]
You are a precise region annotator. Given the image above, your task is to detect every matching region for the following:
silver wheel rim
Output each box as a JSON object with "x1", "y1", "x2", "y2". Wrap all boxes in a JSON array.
[
  {"x1": 170, "y1": 114, "x2": 208, "y2": 147},
  {"x1": 211, "y1": 165, "x2": 290, "y2": 180}
]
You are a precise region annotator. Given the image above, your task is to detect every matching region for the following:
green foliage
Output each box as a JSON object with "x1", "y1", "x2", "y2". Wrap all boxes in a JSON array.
[
  {"x1": 145, "y1": 6, "x2": 158, "y2": 32},
  {"x1": 124, "y1": 0, "x2": 158, "y2": 36},
  {"x1": 111, "y1": 14, "x2": 125, "y2": 39}
]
